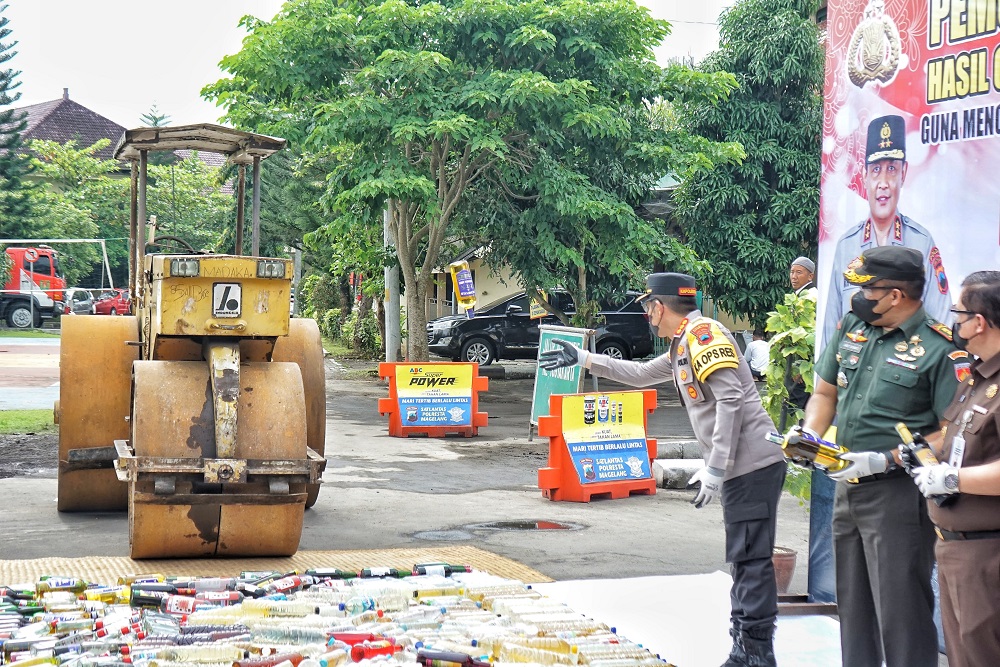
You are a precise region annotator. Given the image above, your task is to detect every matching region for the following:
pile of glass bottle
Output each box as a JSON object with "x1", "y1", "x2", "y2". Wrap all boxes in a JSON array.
[{"x1": 1, "y1": 565, "x2": 668, "y2": 667}]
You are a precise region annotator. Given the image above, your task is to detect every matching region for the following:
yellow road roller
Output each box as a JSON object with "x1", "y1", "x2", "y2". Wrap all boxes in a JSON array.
[{"x1": 57, "y1": 124, "x2": 326, "y2": 558}]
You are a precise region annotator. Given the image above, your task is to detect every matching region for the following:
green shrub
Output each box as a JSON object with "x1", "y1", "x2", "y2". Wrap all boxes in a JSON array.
[
  {"x1": 300, "y1": 273, "x2": 340, "y2": 319},
  {"x1": 319, "y1": 308, "x2": 343, "y2": 340},
  {"x1": 342, "y1": 307, "x2": 382, "y2": 358}
]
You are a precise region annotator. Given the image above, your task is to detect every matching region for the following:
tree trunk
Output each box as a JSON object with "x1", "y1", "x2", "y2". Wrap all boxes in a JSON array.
[
  {"x1": 353, "y1": 293, "x2": 371, "y2": 353},
  {"x1": 405, "y1": 275, "x2": 430, "y2": 361},
  {"x1": 374, "y1": 296, "x2": 386, "y2": 358}
]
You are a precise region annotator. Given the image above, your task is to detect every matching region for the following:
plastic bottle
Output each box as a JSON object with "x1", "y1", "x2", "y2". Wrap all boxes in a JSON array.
[
  {"x1": 448, "y1": 260, "x2": 477, "y2": 317},
  {"x1": 498, "y1": 644, "x2": 576, "y2": 665},
  {"x1": 155, "y1": 644, "x2": 246, "y2": 663},
  {"x1": 233, "y1": 652, "x2": 304, "y2": 667},
  {"x1": 36, "y1": 579, "x2": 89, "y2": 596},
  {"x1": 195, "y1": 591, "x2": 245, "y2": 606},
  {"x1": 315, "y1": 649, "x2": 348, "y2": 667},
  {"x1": 117, "y1": 575, "x2": 165, "y2": 586},
  {"x1": 349, "y1": 641, "x2": 402, "y2": 661}
]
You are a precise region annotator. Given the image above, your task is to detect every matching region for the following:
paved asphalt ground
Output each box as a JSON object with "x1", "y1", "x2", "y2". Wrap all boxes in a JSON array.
[{"x1": 0, "y1": 335, "x2": 812, "y2": 594}]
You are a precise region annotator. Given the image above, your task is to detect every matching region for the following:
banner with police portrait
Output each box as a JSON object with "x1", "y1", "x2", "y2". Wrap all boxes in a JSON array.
[{"x1": 817, "y1": 0, "x2": 1000, "y2": 351}]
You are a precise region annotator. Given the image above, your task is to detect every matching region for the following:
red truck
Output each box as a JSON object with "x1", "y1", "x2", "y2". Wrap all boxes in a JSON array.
[{"x1": 1, "y1": 245, "x2": 67, "y2": 328}]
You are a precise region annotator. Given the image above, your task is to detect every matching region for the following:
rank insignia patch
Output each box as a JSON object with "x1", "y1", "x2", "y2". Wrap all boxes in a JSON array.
[{"x1": 930, "y1": 322, "x2": 953, "y2": 341}]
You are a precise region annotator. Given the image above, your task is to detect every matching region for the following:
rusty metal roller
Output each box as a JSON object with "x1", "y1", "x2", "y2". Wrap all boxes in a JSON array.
[
  {"x1": 57, "y1": 316, "x2": 139, "y2": 512},
  {"x1": 128, "y1": 360, "x2": 308, "y2": 558}
]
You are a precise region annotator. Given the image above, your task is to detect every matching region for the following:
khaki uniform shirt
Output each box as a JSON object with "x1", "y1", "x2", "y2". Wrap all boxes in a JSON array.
[
  {"x1": 815, "y1": 309, "x2": 961, "y2": 452},
  {"x1": 929, "y1": 352, "x2": 1000, "y2": 532},
  {"x1": 588, "y1": 310, "x2": 784, "y2": 479}
]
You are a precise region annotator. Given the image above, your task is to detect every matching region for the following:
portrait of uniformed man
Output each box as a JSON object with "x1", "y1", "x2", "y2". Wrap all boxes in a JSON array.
[{"x1": 821, "y1": 114, "x2": 952, "y2": 351}]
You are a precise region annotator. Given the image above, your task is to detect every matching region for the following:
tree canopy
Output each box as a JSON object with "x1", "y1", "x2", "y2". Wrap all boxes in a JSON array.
[
  {"x1": 673, "y1": 0, "x2": 824, "y2": 327},
  {"x1": 0, "y1": 4, "x2": 34, "y2": 239},
  {"x1": 205, "y1": 0, "x2": 741, "y2": 358}
]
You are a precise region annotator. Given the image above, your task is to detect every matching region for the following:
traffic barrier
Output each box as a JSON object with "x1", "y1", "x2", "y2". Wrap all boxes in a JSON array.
[
  {"x1": 537, "y1": 389, "x2": 657, "y2": 502},
  {"x1": 378, "y1": 362, "x2": 489, "y2": 437}
]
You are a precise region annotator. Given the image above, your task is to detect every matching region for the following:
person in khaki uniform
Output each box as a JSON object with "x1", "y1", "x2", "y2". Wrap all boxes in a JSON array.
[
  {"x1": 796, "y1": 246, "x2": 961, "y2": 667},
  {"x1": 540, "y1": 273, "x2": 786, "y2": 667},
  {"x1": 907, "y1": 270, "x2": 1000, "y2": 667}
]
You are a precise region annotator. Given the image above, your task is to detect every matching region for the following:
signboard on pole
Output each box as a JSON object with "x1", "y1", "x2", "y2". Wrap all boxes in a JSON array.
[
  {"x1": 530, "y1": 325, "x2": 594, "y2": 427},
  {"x1": 817, "y1": 0, "x2": 1000, "y2": 352}
]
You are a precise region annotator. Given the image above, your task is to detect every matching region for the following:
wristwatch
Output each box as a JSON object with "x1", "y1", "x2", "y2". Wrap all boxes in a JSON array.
[{"x1": 944, "y1": 472, "x2": 960, "y2": 492}]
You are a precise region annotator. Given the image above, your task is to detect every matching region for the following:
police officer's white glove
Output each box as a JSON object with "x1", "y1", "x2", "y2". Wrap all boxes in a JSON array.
[
  {"x1": 538, "y1": 339, "x2": 589, "y2": 371},
  {"x1": 688, "y1": 466, "x2": 725, "y2": 509},
  {"x1": 828, "y1": 451, "x2": 890, "y2": 482},
  {"x1": 913, "y1": 463, "x2": 960, "y2": 498}
]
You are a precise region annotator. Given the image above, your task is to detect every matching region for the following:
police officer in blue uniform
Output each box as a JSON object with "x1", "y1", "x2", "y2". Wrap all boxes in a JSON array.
[
  {"x1": 821, "y1": 114, "x2": 952, "y2": 352},
  {"x1": 540, "y1": 273, "x2": 786, "y2": 667}
]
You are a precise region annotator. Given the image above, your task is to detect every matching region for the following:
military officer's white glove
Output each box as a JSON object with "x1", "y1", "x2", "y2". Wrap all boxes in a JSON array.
[
  {"x1": 688, "y1": 466, "x2": 726, "y2": 509},
  {"x1": 783, "y1": 424, "x2": 819, "y2": 445},
  {"x1": 538, "y1": 339, "x2": 590, "y2": 371},
  {"x1": 913, "y1": 464, "x2": 960, "y2": 498},
  {"x1": 828, "y1": 451, "x2": 890, "y2": 482}
]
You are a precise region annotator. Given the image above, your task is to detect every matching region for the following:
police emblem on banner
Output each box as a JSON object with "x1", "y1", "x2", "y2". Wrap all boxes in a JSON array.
[{"x1": 847, "y1": 0, "x2": 901, "y2": 88}]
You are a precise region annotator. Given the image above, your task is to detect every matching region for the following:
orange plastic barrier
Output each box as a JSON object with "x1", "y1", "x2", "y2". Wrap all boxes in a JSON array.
[
  {"x1": 378, "y1": 362, "x2": 489, "y2": 438},
  {"x1": 537, "y1": 389, "x2": 657, "y2": 502}
]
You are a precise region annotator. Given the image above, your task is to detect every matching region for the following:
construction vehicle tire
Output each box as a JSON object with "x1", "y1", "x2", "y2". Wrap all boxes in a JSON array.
[
  {"x1": 128, "y1": 360, "x2": 307, "y2": 558},
  {"x1": 58, "y1": 316, "x2": 138, "y2": 512},
  {"x1": 273, "y1": 318, "x2": 326, "y2": 508}
]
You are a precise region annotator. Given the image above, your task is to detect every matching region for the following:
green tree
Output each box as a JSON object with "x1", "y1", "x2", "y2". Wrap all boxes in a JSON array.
[
  {"x1": 140, "y1": 104, "x2": 171, "y2": 127},
  {"x1": 140, "y1": 105, "x2": 178, "y2": 166},
  {"x1": 0, "y1": 5, "x2": 35, "y2": 238},
  {"x1": 673, "y1": 0, "x2": 824, "y2": 327},
  {"x1": 204, "y1": 0, "x2": 739, "y2": 360},
  {"x1": 145, "y1": 155, "x2": 233, "y2": 252},
  {"x1": 465, "y1": 95, "x2": 741, "y2": 327}
]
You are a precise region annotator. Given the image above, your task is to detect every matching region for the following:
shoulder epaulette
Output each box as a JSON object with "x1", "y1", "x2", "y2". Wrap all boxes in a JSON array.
[{"x1": 928, "y1": 321, "x2": 953, "y2": 342}]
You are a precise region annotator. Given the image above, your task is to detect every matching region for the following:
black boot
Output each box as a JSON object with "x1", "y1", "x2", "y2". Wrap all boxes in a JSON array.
[
  {"x1": 741, "y1": 626, "x2": 777, "y2": 667},
  {"x1": 721, "y1": 627, "x2": 746, "y2": 667}
]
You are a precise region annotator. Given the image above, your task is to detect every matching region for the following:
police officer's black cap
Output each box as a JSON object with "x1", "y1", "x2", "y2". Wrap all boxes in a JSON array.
[
  {"x1": 636, "y1": 272, "x2": 697, "y2": 302},
  {"x1": 844, "y1": 246, "x2": 924, "y2": 286},
  {"x1": 866, "y1": 114, "x2": 906, "y2": 163}
]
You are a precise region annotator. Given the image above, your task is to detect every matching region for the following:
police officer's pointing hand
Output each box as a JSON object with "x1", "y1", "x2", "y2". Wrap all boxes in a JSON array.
[{"x1": 538, "y1": 339, "x2": 588, "y2": 371}]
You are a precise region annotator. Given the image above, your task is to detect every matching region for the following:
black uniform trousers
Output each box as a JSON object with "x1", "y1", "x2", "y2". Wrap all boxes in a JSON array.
[
  {"x1": 833, "y1": 473, "x2": 937, "y2": 667},
  {"x1": 721, "y1": 460, "x2": 786, "y2": 634}
]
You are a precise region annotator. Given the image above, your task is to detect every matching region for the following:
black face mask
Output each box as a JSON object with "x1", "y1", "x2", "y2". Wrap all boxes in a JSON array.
[
  {"x1": 953, "y1": 319, "x2": 977, "y2": 352},
  {"x1": 851, "y1": 290, "x2": 886, "y2": 324}
]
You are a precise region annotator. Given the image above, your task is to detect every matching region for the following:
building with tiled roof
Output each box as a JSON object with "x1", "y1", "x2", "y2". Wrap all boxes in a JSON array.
[{"x1": 18, "y1": 89, "x2": 125, "y2": 161}]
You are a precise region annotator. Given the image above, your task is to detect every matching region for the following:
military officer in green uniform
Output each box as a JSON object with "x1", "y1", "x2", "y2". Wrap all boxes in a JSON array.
[
  {"x1": 796, "y1": 246, "x2": 961, "y2": 667},
  {"x1": 541, "y1": 273, "x2": 786, "y2": 667}
]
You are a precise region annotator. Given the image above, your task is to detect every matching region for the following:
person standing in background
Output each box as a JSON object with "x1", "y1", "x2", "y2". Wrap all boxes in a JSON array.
[
  {"x1": 744, "y1": 330, "x2": 770, "y2": 382},
  {"x1": 790, "y1": 256, "x2": 817, "y2": 299}
]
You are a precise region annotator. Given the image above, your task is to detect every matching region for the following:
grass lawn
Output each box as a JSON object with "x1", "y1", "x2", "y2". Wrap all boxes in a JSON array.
[
  {"x1": 0, "y1": 409, "x2": 57, "y2": 434},
  {"x1": 0, "y1": 328, "x2": 61, "y2": 338}
]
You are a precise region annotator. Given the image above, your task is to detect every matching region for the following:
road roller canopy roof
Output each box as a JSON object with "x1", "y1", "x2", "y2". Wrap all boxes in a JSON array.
[{"x1": 114, "y1": 124, "x2": 287, "y2": 165}]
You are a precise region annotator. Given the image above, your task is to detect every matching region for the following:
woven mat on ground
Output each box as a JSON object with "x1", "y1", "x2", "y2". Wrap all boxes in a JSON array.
[{"x1": 0, "y1": 546, "x2": 552, "y2": 584}]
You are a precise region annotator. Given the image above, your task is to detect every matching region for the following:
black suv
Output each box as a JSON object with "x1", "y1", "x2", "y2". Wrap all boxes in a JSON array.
[{"x1": 426, "y1": 290, "x2": 655, "y2": 365}]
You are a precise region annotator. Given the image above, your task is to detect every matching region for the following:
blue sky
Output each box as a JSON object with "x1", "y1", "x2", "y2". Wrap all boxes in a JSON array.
[{"x1": 7, "y1": 0, "x2": 728, "y2": 128}]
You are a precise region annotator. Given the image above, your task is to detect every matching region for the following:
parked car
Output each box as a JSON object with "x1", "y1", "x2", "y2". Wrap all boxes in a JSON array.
[
  {"x1": 63, "y1": 288, "x2": 95, "y2": 315},
  {"x1": 93, "y1": 288, "x2": 131, "y2": 316},
  {"x1": 426, "y1": 290, "x2": 655, "y2": 365}
]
